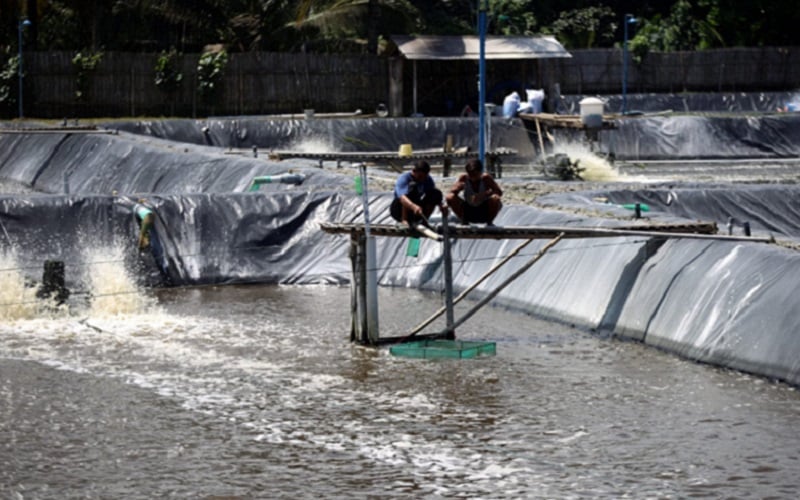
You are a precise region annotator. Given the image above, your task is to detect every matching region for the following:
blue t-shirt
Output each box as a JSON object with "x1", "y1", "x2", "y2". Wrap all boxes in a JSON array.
[
  {"x1": 134, "y1": 203, "x2": 153, "y2": 221},
  {"x1": 394, "y1": 171, "x2": 434, "y2": 199}
]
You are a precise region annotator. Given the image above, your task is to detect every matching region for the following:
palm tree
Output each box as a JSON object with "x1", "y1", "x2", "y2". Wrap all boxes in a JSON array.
[{"x1": 289, "y1": 0, "x2": 419, "y2": 53}]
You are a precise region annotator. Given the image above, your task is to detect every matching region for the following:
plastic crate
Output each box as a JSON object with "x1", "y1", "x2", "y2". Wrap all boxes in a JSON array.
[{"x1": 390, "y1": 339, "x2": 496, "y2": 359}]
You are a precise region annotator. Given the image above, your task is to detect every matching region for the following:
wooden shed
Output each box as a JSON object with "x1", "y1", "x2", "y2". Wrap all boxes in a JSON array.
[{"x1": 389, "y1": 35, "x2": 572, "y2": 116}]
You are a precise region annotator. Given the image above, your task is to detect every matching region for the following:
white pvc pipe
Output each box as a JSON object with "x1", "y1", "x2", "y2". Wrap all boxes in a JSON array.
[{"x1": 359, "y1": 164, "x2": 380, "y2": 343}]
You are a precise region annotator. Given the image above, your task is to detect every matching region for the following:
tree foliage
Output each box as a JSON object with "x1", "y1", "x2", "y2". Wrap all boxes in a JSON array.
[
  {"x1": 0, "y1": 50, "x2": 20, "y2": 115},
  {"x1": 547, "y1": 5, "x2": 617, "y2": 49},
  {"x1": 2, "y1": 0, "x2": 800, "y2": 55},
  {"x1": 488, "y1": 0, "x2": 538, "y2": 36},
  {"x1": 71, "y1": 49, "x2": 103, "y2": 101},
  {"x1": 196, "y1": 49, "x2": 228, "y2": 104},
  {"x1": 154, "y1": 48, "x2": 183, "y2": 94}
]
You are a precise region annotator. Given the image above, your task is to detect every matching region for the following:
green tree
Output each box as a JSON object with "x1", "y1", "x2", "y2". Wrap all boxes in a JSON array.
[
  {"x1": 547, "y1": 5, "x2": 618, "y2": 49},
  {"x1": 154, "y1": 48, "x2": 183, "y2": 93},
  {"x1": 196, "y1": 48, "x2": 228, "y2": 112},
  {"x1": 71, "y1": 49, "x2": 103, "y2": 102},
  {"x1": 6, "y1": 0, "x2": 800, "y2": 55},
  {"x1": 0, "y1": 50, "x2": 19, "y2": 117},
  {"x1": 110, "y1": 0, "x2": 229, "y2": 51},
  {"x1": 489, "y1": 0, "x2": 538, "y2": 36},
  {"x1": 37, "y1": 1, "x2": 82, "y2": 50},
  {"x1": 697, "y1": 0, "x2": 800, "y2": 47},
  {"x1": 287, "y1": 0, "x2": 420, "y2": 53},
  {"x1": 628, "y1": 0, "x2": 723, "y2": 58},
  {"x1": 154, "y1": 47, "x2": 183, "y2": 115}
]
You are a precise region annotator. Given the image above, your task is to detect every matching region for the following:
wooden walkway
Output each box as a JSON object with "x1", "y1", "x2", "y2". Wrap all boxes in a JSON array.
[
  {"x1": 518, "y1": 112, "x2": 618, "y2": 130},
  {"x1": 0, "y1": 125, "x2": 115, "y2": 135},
  {"x1": 328, "y1": 218, "x2": 774, "y2": 346},
  {"x1": 517, "y1": 112, "x2": 617, "y2": 158},
  {"x1": 268, "y1": 146, "x2": 517, "y2": 175},
  {"x1": 320, "y1": 220, "x2": 774, "y2": 243}
]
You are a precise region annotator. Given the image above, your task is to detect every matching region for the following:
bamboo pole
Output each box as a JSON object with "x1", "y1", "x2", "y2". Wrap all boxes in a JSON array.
[
  {"x1": 439, "y1": 233, "x2": 564, "y2": 337},
  {"x1": 404, "y1": 237, "x2": 536, "y2": 339},
  {"x1": 320, "y1": 222, "x2": 771, "y2": 244},
  {"x1": 534, "y1": 117, "x2": 546, "y2": 159}
]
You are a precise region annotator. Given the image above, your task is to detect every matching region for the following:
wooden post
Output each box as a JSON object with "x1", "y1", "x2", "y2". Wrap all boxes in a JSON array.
[
  {"x1": 350, "y1": 232, "x2": 369, "y2": 344},
  {"x1": 388, "y1": 57, "x2": 404, "y2": 118},
  {"x1": 130, "y1": 65, "x2": 135, "y2": 117},
  {"x1": 440, "y1": 234, "x2": 564, "y2": 337},
  {"x1": 358, "y1": 164, "x2": 380, "y2": 344},
  {"x1": 534, "y1": 117, "x2": 546, "y2": 160},
  {"x1": 443, "y1": 134, "x2": 453, "y2": 177},
  {"x1": 412, "y1": 60, "x2": 418, "y2": 116},
  {"x1": 365, "y1": 233, "x2": 379, "y2": 344},
  {"x1": 358, "y1": 235, "x2": 370, "y2": 343},
  {"x1": 349, "y1": 233, "x2": 359, "y2": 342},
  {"x1": 404, "y1": 237, "x2": 536, "y2": 339},
  {"x1": 36, "y1": 260, "x2": 69, "y2": 305},
  {"x1": 442, "y1": 210, "x2": 455, "y2": 339},
  {"x1": 487, "y1": 154, "x2": 500, "y2": 178}
]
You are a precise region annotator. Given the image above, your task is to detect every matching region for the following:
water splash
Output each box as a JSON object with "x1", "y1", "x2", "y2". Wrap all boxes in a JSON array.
[
  {"x1": 0, "y1": 251, "x2": 41, "y2": 321},
  {"x1": 83, "y1": 244, "x2": 159, "y2": 317},
  {"x1": 553, "y1": 142, "x2": 624, "y2": 182},
  {"x1": 291, "y1": 137, "x2": 336, "y2": 154}
]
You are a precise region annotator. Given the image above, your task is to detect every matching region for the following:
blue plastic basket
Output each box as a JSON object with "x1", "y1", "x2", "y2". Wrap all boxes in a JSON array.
[{"x1": 390, "y1": 339, "x2": 496, "y2": 359}]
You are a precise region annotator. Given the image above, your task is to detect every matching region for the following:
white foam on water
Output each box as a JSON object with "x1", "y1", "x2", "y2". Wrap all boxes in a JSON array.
[{"x1": 0, "y1": 274, "x2": 533, "y2": 496}]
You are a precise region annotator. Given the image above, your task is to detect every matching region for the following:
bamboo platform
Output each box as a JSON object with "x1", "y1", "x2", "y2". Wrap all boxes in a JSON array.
[
  {"x1": 518, "y1": 112, "x2": 618, "y2": 130},
  {"x1": 320, "y1": 220, "x2": 776, "y2": 243},
  {"x1": 266, "y1": 146, "x2": 517, "y2": 173},
  {"x1": 330, "y1": 218, "x2": 772, "y2": 346},
  {"x1": 517, "y1": 112, "x2": 617, "y2": 159},
  {"x1": 0, "y1": 126, "x2": 115, "y2": 135}
]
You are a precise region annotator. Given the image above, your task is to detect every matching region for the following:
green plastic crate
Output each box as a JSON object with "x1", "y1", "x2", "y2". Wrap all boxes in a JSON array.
[{"x1": 390, "y1": 339, "x2": 496, "y2": 359}]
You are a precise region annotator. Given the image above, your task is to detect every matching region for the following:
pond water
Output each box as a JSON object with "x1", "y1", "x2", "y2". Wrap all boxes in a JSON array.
[{"x1": 2, "y1": 281, "x2": 798, "y2": 499}]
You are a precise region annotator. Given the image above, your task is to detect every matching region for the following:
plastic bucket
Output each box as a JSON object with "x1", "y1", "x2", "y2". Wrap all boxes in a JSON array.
[
  {"x1": 579, "y1": 97, "x2": 604, "y2": 127},
  {"x1": 398, "y1": 144, "x2": 413, "y2": 157}
]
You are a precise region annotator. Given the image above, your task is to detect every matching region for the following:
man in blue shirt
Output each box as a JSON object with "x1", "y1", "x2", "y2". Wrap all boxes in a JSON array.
[
  {"x1": 390, "y1": 160, "x2": 445, "y2": 227},
  {"x1": 133, "y1": 199, "x2": 170, "y2": 283}
]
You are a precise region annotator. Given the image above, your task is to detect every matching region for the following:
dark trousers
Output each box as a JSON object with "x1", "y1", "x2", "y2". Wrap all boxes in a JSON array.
[{"x1": 390, "y1": 188, "x2": 443, "y2": 223}]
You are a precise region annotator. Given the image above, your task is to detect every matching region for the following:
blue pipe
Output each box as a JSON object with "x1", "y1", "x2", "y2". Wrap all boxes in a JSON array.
[
  {"x1": 248, "y1": 173, "x2": 306, "y2": 191},
  {"x1": 18, "y1": 19, "x2": 31, "y2": 119},
  {"x1": 478, "y1": 2, "x2": 487, "y2": 164}
]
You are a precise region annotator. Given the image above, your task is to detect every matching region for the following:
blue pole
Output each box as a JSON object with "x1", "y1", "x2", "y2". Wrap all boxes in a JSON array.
[
  {"x1": 622, "y1": 14, "x2": 635, "y2": 115},
  {"x1": 478, "y1": 1, "x2": 487, "y2": 163},
  {"x1": 18, "y1": 18, "x2": 31, "y2": 119}
]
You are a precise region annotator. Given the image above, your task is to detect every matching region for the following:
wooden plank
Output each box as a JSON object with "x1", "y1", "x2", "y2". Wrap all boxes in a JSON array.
[
  {"x1": 267, "y1": 147, "x2": 516, "y2": 163},
  {"x1": 403, "y1": 238, "x2": 535, "y2": 340},
  {"x1": 0, "y1": 127, "x2": 114, "y2": 135},
  {"x1": 518, "y1": 112, "x2": 617, "y2": 129},
  {"x1": 320, "y1": 221, "x2": 773, "y2": 243},
  {"x1": 412, "y1": 223, "x2": 443, "y2": 241},
  {"x1": 437, "y1": 234, "x2": 564, "y2": 337}
]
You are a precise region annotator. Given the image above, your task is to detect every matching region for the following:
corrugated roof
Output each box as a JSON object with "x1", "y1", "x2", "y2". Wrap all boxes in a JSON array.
[{"x1": 391, "y1": 35, "x2": 571, "y2": 61}]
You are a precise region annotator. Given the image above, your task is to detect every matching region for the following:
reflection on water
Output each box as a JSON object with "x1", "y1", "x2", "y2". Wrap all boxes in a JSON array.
[{"x1": 1, "y1": 284, "x2": 799, "y2": 498}]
